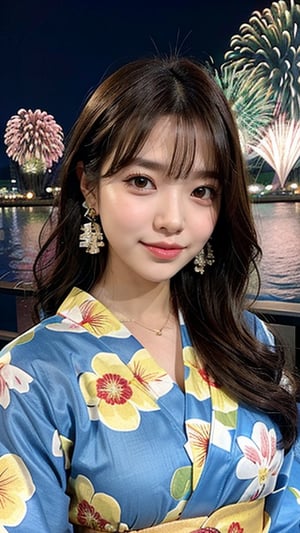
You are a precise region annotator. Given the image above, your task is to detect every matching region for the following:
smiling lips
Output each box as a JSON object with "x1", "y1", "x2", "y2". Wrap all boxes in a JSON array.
[{"x1": 142, "y1": 242, "x2": 185, "y2": 259}]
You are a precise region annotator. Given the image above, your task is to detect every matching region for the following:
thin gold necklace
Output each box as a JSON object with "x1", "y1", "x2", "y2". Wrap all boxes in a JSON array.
[{"x1": 119, "y1": 310, "x2": 171, "y2": 336}]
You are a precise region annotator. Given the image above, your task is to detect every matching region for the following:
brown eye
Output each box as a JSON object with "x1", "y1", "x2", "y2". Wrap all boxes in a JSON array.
[
  {"x1": 133, "y1": 176, "x2": 150, "y2": 188},
  {"x1": 126, "y1": 175, "x2": 155, "y2": 190},
  {"x1": 192, "y1": 186, "x2": 215, "y2": 199}
]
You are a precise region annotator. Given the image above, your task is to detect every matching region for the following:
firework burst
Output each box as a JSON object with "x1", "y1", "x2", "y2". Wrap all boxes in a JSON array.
[
  {"x1": 214, "y1": 65, "x2": 275, "y2": 155},
  {"x1": 222, "y1": 0, "x2": 300, "y2": 119},
  {"x1": 249, "y1": 114, "x2": 300, "y2": 187},
  {"x1": 4, "y1": 108, "x2": 64, "y2": 173}
]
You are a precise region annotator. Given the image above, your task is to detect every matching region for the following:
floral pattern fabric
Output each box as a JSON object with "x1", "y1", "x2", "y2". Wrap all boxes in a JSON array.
[{"x1": 0, "y1": 287, "x2": 299, "y2": 532}]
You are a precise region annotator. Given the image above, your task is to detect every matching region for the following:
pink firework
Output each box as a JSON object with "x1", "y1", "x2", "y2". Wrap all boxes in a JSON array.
[{"x1": 4, "y1": 108, "x2": 64, "y2": 171}]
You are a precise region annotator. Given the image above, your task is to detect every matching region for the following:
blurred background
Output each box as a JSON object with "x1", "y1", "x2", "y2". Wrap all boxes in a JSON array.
[
  {"x1": 0, "y1": 1, "x2": 299, "y2": 364},
  {"x1": 0, "y1": 0, "x2": 269, "y2": 172}
]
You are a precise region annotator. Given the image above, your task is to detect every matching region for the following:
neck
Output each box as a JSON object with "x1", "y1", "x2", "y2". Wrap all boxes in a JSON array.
[{"x1": 91, "y1": 276, "x2": 172, "y2": 320}]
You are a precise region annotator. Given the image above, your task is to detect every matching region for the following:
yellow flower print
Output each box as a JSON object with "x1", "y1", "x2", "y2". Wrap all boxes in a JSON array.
[
  {"x1": 128, "y1": 349, "x2": 173, "y2": 398},
  {"x1": 210, "y1": 390, "x2": 238, "y2": 453},
  {"x1": 289, "y1": 487, "x2": 300, "y2": 504},
  {"x1": 80, "y1": 353, "x2": 159, "y2": 431},
  {"x1": 53, "y1": 287, "x2": 121, "y2": 336},
  {"x1": 0, "y1": 352, "x2": 33, "y2": 409},
  {"x1": 185, "y1": 419, "x2": 210, "y2": 488},
  {"x1": 69, "y1": 475, "x2": 129, "y2": 531},
  {"x1": 0, "y1": 454, "x2": 35, "y2": 529},
  {"x1": 1, "y1": 329, "x2": 35, "y2": 352},
  {"x1": 184, "y1": 347, "x2": 212, "y2": 401},
  {"x1": 184, "y1": 347, "x2": 238, "y2": 413},
  {"x1": 210, "y1": 385, "x2": 238, "y2": 415},
  {"x1": 162, "y1": 500, "x2": 187, "y2": 523},
  {"x1": 52, "y1": 430, "x2": 73, "y2": 469}
]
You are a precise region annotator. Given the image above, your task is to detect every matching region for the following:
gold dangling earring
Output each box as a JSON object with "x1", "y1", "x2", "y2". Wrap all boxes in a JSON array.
[
  {"x1": 79, "y1": 201, "x2": 105, "y2": 254},
  {"x1": 194, "y1": 241, "x2": 215, "y2": 274}
]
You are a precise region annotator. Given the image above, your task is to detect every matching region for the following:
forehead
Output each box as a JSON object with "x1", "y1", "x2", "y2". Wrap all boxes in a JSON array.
[
  {"x1": 136, "y1": 116, "x2": 216, "y2": 176},
  {"x1": 100, "y1": 114, "x2": 219, "y2": 180}
]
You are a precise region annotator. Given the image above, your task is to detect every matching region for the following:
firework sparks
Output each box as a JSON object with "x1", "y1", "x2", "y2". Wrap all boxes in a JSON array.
[
  {"x1": 215, "y1": 65, "x2": 274, "y2": 155},
  {"x1": 222, "y1": 0, "x2": 300, "y2": 119},
  {"x1": 4, "y1": 108, "x2": 64, "y2": 173},
  {"x1": 249, "y1": 114, "x2": 300, "y2": 188}
]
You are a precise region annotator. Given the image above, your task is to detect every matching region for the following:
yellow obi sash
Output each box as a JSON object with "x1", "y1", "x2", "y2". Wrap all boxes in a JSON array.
[
  {"x1": 74, "y1": 496, "x2": 270, "y2": 532},
  {"x1": 132, "y1": 497, "x2": 270, "y2": 533}
]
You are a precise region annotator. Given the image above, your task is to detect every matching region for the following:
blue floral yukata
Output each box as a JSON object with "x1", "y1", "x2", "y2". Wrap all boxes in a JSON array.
[{"x1": 0, "y1": 287, "x2": 299, "y2": 532}]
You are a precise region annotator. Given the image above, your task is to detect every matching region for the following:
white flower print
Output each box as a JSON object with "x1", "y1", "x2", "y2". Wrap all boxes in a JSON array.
[
  {"x1": 0, "y1": 352, "x2": 33, "y2": 409},
  {"x1": 236, "y1": 421, "x2": 284, "y2": 501}
]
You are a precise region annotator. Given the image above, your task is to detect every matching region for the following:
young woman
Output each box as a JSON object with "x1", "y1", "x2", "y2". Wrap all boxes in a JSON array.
[{"x1": 0, "y1": 56, "x2": 299, "y2": 533}]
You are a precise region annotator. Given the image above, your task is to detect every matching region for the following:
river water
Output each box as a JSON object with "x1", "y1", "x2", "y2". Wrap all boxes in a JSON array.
[{"x1": 0, "y1": 202, "x2": 299, "y2": 302}]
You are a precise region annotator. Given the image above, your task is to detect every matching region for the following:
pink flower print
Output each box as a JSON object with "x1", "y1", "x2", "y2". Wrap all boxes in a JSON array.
[{"x1": 236, "y1": 421, "x2": 284, "y2": 501}]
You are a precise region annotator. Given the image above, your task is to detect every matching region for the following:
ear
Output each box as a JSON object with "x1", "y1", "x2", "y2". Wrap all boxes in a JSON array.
[{"x1": 77, "y1": 161, "x2": 98, "y2": 211}]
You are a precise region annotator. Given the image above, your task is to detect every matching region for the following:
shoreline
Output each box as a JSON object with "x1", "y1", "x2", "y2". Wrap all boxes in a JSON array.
[
  {"x1": 0, "y1": 194, "x2": 299, "y2": 208},
  {"x1": 0, "y1": 198, "x2": 54, "y2": 207},
  {"x1": 251, "y1": 193, "x2": 300, "y2": 203}
]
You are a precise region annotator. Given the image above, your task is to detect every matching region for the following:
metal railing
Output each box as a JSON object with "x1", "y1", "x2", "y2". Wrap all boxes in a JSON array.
[
  {"x1": 0, "y1": 280, "x2": 35, "y2": 346},
  {"x1": 251, "y1": 300, "x2": 300, "y2": 370}
]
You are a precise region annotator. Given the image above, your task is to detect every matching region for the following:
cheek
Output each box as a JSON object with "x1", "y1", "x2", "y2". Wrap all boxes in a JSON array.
[
  {"x1": 192, "y1": 206, "x2": 219, "y2": 236},
  {"x1": 99, "y1": 195, "x2": 149, "y2": 232}
]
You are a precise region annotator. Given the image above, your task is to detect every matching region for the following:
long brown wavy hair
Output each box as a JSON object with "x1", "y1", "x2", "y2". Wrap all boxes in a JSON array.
[{"x1": 33, "y1": 55, "x2": 298, "y2": 450}]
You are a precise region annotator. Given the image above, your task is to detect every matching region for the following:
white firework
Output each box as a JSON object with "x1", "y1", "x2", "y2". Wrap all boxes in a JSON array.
[{"x1": 249, "y1": 114, "x2": 300, "y2": 187}]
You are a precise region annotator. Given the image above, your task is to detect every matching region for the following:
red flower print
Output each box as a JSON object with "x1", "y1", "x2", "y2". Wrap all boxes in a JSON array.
[
  {"x1": 80, "y1": 352, "x2": 158, "y2": 430},
  {"x1": 228, "y1": 523, "x2": 244, "y2": 533},
  {"x1": 79, "y1": 301, "x2": 108, "y2": 329},
  {"x1": 96, "y1": 373, "x2": 133, "y2": 405},
  {"x1": 77, "y1": 499, "x2": 108, "y2": 528},
  {"x1": 132, "y1": 360, "x2": 160, "y2": 387},
  {"x1": 198, "y1": 368, "x2": 218, "y2": 387},
  {"x1": 188, "y1": 423, "x2": 210, "y2": 468}
]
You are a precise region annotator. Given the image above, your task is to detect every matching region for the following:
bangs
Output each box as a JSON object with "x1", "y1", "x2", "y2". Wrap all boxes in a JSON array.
[
  {"x1": 101, "y1": 114, "x2": 220, "y2": 180},
  {"x1": 165, "y1": 116, "x2": 219, "y2": 179}
]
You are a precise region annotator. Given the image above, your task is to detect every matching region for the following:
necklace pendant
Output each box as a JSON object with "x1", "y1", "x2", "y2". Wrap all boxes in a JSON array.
[{"x1": 156, "y1": 330, "x2": 163, "y2": 336}]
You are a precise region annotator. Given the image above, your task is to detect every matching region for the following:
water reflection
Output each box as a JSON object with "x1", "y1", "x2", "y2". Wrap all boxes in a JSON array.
[
  {"x1": 252, "y1": 202, "x2": 300, "y2": 302},
  {"x1": 0, "y1": 203, "x2": 299, "y2": 302},
  {"x1": 0, "y1": 206, "x2": 51, "y2": 282}
]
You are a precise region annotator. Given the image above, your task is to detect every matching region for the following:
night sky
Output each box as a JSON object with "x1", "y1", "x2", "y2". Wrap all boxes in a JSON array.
[{"x1": 0, "y1": 0, "x2": 269, "y2": 171}]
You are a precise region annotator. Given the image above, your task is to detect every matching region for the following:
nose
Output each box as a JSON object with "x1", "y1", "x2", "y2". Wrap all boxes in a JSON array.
[{"x1": 153, "y1": 188, "x2": 184, "y2": 234}]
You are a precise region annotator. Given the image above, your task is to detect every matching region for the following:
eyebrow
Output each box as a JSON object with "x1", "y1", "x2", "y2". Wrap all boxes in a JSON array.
[{"x1": 128, "y1": 157, "x2": 220, "y2": 180}]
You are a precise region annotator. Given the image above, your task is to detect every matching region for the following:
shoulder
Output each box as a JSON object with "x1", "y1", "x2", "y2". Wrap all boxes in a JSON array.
[
  {"x1": 242, "y1": 309, "x2": 274, "y2": 345},
  {"x1": 0, "y1": 313, "x2": 83, "y2": 370},
  {"x1": 0, "y1": 287, "x2": 95, "y2": 364}
]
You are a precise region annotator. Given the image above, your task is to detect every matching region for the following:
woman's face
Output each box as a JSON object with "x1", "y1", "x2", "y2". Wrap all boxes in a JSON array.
[{"x1": 84, "y1": 116, "x2": 221, "y2": 287}]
